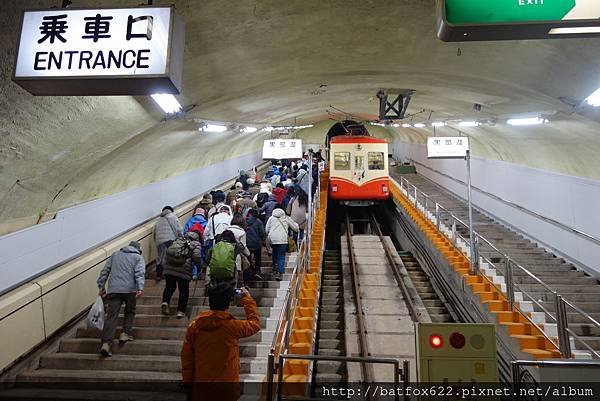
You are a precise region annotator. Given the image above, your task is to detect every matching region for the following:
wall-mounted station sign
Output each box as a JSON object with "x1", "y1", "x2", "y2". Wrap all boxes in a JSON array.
[
  {"x1": 437, "y1": 0, "x2": 600, "y2": 41},
  {"x1": 13, "y1": 6, "x2": 184, "y2": 95},
  {"x1": 263, "y1": 139, "x2": 303, "y2": 160},
  {"x1": 427, "y1": 136, "x2": 470, "y2": 159}
]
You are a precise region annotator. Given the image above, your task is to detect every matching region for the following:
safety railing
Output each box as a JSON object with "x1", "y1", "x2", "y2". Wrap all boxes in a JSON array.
[
  {"x1": 512, "y1": 359, "x2": 600, "y2": 400},
  {"x1": 266, "y1": 169, "x2": 325, "y2": 400},
  {"x1": 275, "y1": 354, "x2": 409, "y2": 401},
  {"x1": 397, "y1": 176, "x2": 600, "y2": 360}
]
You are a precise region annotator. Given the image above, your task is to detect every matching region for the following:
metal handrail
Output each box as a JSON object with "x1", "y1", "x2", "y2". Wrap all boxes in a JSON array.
[
  {"x1": 396, "y1": 176, "x2": 600, "y2": 359},
  {"x1": 409, "y1": 159, "x2": 600, "y2": 247},
  {"x1": 267, "y1": 172, "x2": 326, "y2": 400}
]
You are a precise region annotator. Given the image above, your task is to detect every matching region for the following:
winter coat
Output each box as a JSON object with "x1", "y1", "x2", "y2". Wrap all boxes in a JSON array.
[
  {"x1": 266, "y1": 208, "x2": 299, "y2": 245},
  {"x1": 181, "y1": 295, "x2": 260, "y2": 401},
  {"x1": 184, "y1": 213, "x2": 208, "y2": 235},
  {"x1": 245, "y1": 216, "x2": 266, "y2": 250},
  {"x1": 228, "y1": 224, "x2": 247, "y2": 246},
  {"x1": 258, "y1": 195, "x2": 278, "y2": 222},
  {"x1": 272, "y1": 187, "x2": 287, "y2": 205},
  {"x1": 296, "y1": 168, "x2": 310, "y2": 195},
  {"x1": 97, "y1": 246, "x2": 145, "y2": 294},
  {"x1": 207, "y1": 202, "x2": 227, "y2": 219},
  {"x1": 236, "y1": 198, "x2": 256, "y2": 214},
  {"x1": 286, "y1": 197, "x2": 308, "y2": 230},
  {"x1": 164, "y1": 235, "x2": 202, "y2": 281},
  {"x1": 154, "y1": 210, "x2": 182, "y2": 245},
  {"x1": 204, "y1": 210, "x2": 233, "y2": 242}
]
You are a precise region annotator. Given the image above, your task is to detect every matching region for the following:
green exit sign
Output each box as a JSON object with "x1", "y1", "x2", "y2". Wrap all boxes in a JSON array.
[{"x1": 437, "y1": 0, "x2": 600, "y2": 41}]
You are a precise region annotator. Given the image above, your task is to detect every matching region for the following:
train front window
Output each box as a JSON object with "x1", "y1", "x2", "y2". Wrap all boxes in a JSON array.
[
  {"x1": 368, "y1": 152, "x2": 385, "y2": 170},
  {"x1": 334, "y1": 152, "x2": 351, "y2": 170}
]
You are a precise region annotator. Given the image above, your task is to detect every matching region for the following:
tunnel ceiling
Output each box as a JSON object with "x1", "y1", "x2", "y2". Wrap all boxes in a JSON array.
[{"x1": 2, "y1": 0, "x2": 600, "y2": 233}]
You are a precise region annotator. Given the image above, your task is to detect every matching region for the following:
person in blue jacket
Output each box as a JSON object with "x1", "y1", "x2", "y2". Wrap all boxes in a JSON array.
[{"x1": 183, "y1": 207, "x2": 208, "y2": 280}]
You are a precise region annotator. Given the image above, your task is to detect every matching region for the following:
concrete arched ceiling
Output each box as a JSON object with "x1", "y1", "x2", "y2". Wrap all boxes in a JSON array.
[{"x1": 2, "y1": 0, "x2": 600, "y2": 234}]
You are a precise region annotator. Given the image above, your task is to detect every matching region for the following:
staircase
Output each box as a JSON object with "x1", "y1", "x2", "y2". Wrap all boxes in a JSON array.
[
  {"x1": 394, "y1": 172, "x2": 600, "y2": 358},
  {"x1": 313, "y1": 250, "x2": 347, "y2": 387},
  {"x1": 0, "y1": 251, "x2": 292, "y2": 401},
  {"x1": 398, "y1": 251, "x2": 453, "y2": 323}
]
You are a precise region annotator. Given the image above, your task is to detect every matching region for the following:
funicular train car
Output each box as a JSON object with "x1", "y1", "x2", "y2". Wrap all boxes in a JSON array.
[{"x1": 329, "y1": 134, "x2": 390, "y2": 206}]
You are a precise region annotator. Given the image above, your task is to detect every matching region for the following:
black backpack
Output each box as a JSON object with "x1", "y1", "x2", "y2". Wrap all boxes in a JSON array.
[{"x1": 256, "y1": 192, "x2": 269, "y2": 208}]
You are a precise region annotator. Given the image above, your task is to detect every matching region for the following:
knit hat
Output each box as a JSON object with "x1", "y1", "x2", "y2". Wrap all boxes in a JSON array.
[
  {"x1": 193, "y1": 208, "x2": 205, "y2": 216},
  {"x1": 128, "y1": 241, "x2": 142, "y2": 252}
]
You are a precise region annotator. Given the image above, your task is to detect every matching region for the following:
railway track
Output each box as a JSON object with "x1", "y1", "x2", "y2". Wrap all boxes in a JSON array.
[{"x1": 310, "y1": 208, "x2": 456, "y2": 396}]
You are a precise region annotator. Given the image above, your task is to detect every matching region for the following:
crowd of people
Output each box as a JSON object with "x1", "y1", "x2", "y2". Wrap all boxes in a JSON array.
[{"x1": 94, "y1": 156, "x2": 321, "y2": 399}]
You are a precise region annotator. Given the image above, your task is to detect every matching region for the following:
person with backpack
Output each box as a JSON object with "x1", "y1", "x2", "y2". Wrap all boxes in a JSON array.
[
  {"x1": 296, "y1": 165, "x2": 310, "y2": 196},
  {"x1": 153, "y1": 206, "x2": 182, "y2": 282},
  {"x1": 258, "y1": 194, "x2": 278, "y2": 223},
  {"x1": 245, "y1": 209, "x2": 265, "y2": 282},
  {"x1": 204, "y1": 205, "x2": 233, "y2": 246},
  {"x1": 265, "y1": 208, "x2": 299, "y2": 281},
  {"x1": 181, "y1": 282, "x2": 260, "y2": 401},
  {"x1": 184, "y1": 208, "x2": 207, "y2": 280},
  {"x1": 97, "y1": 241, "x2": 145, "y2": 357},
  {"x1": 236, "y1": 192, "x2": 257, "y2": 218},
  {"x1": 161, "y1": 231, "x2": 202, "y2": 318},
  {"x1": 206, "y1": 230, "x2": 249, "y2": 285}
]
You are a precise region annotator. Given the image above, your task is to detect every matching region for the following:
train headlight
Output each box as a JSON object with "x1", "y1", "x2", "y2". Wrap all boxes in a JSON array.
[
  {"x1": 332, "y1": 185, "x2": 338, "y2": 192},
  {"x1": 382, "y1": 185, "x2": 389, "y2": 193}
]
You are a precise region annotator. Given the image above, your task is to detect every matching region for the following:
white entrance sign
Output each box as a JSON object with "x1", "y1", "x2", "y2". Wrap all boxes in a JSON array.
[
  {"x1": 13, "y1": 6, "x2": 184, "y2": 95},
  {"x1": 427, "y1": 136, "x2": 470, "y2": 159},
  {"x1": 262, "y1": 139, "x2": 303, "y2": 160}
]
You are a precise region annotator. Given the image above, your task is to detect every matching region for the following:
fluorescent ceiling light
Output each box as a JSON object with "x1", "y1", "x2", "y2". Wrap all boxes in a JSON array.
[
  {"x1": 459, "y1": 121, "x2": 480, "y2": 127},
  {"x1": 507, "y1": 117, "x2": 548, "y2": 126},
  {"x1": 549, "y1": 27, "x2": 600, "y2": 35},
  {"x1": 431, "y1": 122, "x2": 446, "y2": 127},
  {"x1": 151, "y1": 94, "x2": 181, "y2": 114},
  {"x1": 295, "y1": 124, "x2": 314, "y2": 129},
  {"x1": 262, "y1": 126, "x2": 275, "y2": 132},
  {"x1": 391, "y1": 123, "x2": 400, "y2": 128},
  {"x1": 201, "y1": 124, "x2": 227, "y2": 133},
  {"x1": 241, "y1": 126, "x2": 258, "y2": 133},
  {"x1": 585, "y1": 88, "x2": 600, "y2": 107},
  {"x1": 413, "y1": 123, "x2": 426, "y2": 128},
  {"x1": 402, "y1": 123, "x2": 412, "y2": 128}
]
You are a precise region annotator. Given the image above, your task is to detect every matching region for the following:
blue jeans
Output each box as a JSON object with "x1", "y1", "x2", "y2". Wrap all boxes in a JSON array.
[{"x1": 271, "y1": 244, "x2": 287, "y2": 273}]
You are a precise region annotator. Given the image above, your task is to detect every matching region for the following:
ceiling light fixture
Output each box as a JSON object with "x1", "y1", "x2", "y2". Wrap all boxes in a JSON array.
[
  {"x1": 459, "y1": 121, "x2": 480, "y2": 127},
  {"x1": 201, "y1": 124, "x2": 227, "y2": 133},
  {"x1": 584, "y1": 88, "x2": 600, "y2": 107},
  {"x1": 240, "y1": 126, "x2": 258, "y2": 133},
  {"x1": 431, "y1": 122, "x2": 446, "y2": 127},
  {"x1": 262, "y1": 127, "x2": 275, "y2": 132},
  {"x1": 402, "y1": 123, "x2": 412, "y2": 128},
  {"x1": 507, "y1": 117, "x2": 548, "y2": 126},
  {"x1": 151, "y1": 94, "x2": 181, "y2": 114},
  {"x1": 413, "y1": 123, "x2": 426, "y2": 128},
  {"x1": 549, "y1": 27, "x2": 600, "y2": 35}
]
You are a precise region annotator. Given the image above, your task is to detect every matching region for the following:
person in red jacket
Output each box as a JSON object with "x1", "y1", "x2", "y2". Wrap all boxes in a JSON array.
[
  {"x1": 181, "y1": 282, "x2": 260, "y2": 401},
  {"x1": 272, "y1": 182, "x2": 287, "y2": 206}
]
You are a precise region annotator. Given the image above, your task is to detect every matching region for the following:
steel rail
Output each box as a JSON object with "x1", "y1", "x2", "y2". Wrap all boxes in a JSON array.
[
  {"x1": 345, "y1": 213, "x2": 375, "y2": 384},
  {"x1": 369, "y1": 211, "x2": 421, "y2": 323}
]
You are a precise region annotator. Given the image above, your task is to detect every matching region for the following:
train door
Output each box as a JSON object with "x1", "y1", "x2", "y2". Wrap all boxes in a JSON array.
[{"x1": 353, "y1": 145, "x2": 366, "y2": 183}]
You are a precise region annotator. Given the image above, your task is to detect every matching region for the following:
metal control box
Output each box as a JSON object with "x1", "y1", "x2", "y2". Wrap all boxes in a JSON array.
[{"x1": 416, "y1": 323, "x2": 499, "y2": 382}]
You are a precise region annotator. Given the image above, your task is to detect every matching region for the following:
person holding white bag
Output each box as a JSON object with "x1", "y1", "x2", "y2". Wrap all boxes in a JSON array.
[{"x1": 96, "y1": 241, "x2": 145, "y2": 357}]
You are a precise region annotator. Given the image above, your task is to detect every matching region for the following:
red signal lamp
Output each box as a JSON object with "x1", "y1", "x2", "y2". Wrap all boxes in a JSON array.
[
  {"x1": 449, "y1": 332, "x2": 466, "y2": 349},
  {"x1": 429, "y1": 334, "x2": 443, "y2": 348}
]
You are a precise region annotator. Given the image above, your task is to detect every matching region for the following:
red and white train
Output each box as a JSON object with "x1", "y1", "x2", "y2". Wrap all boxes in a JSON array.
[{"x1": 329, "y1": 135, "x2": 390, "y2": 205}]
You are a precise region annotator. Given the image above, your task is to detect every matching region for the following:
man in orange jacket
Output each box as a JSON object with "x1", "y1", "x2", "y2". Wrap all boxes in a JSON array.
[{"x1": 181, "y1": 282, "x2": 261, "y2": 401}]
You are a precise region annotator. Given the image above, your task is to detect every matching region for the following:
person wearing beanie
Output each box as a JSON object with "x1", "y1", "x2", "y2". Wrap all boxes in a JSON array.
[
  {"x1": 97, "y1": 241, "x2": 145, "y2": 357},
  {"x1": 153, "y1": 206, "x2": 182, "y2": 282},
  {"x1": 183, "y1": 208, "x2": 208, "y2": 280}
]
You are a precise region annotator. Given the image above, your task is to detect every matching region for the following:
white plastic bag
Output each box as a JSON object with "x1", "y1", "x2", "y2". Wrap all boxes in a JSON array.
[{"x1": 86, "y1": 296, "x2": 105, "y2": 331}]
